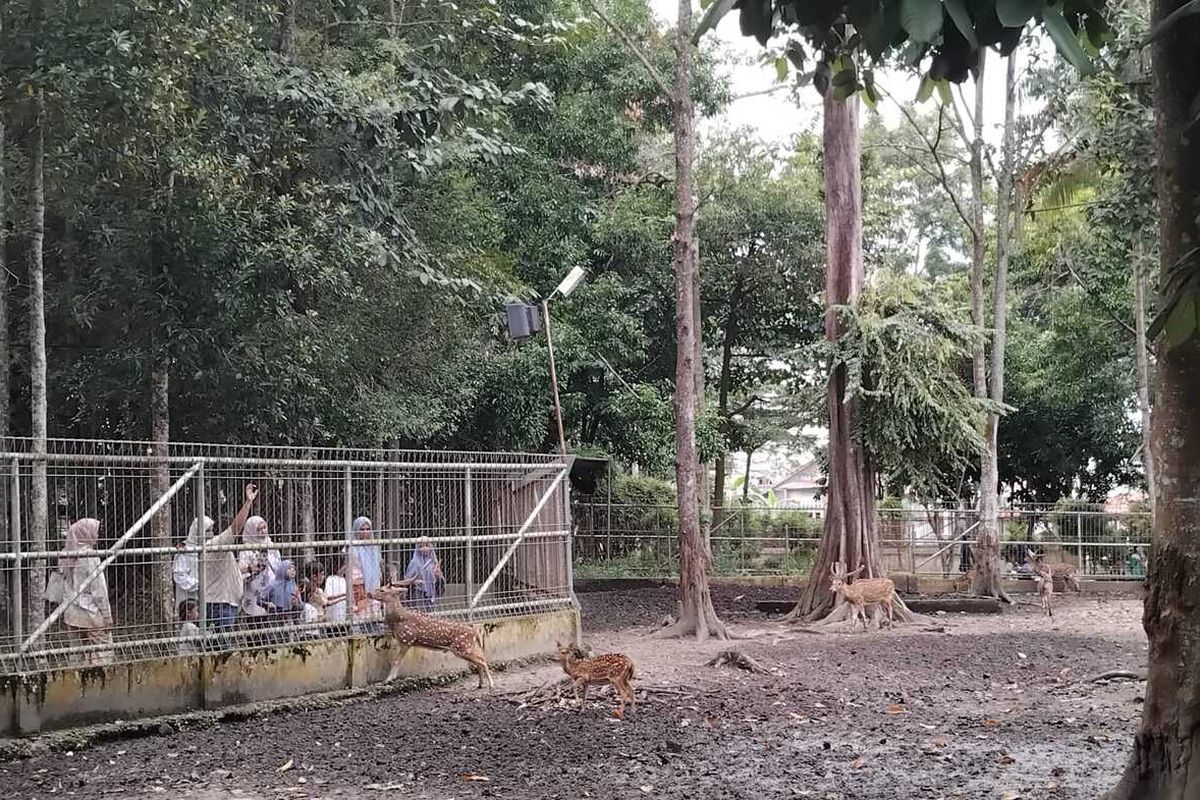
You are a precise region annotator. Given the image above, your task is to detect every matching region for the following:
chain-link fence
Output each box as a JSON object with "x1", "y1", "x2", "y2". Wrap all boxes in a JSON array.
[
  {"x1": 573, "y1": 501, "x2": 1151, "y2": 580},
  {"x1": 0, "y1": 438, "x2": 575, "y2": 674}
]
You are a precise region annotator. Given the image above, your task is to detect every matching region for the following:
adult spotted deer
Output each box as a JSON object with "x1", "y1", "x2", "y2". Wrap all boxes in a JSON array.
[
  {"x1": 829, "y1": 562, "x2": 897, "y2": 630},
  {"x1": 1029, "y1": 551, "x2": 1082, "y2": 592},
  {"x1": 555, "y1": 642, "x2": 636, "y2": 713},
  {"x1": 371, "y1": 586, "x2": 493, "y2": 689}
]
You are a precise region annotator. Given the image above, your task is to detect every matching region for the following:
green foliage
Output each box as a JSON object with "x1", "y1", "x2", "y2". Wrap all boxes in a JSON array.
[{"x1": 823, "y1": 270, "x2": 997, "y2": 499}]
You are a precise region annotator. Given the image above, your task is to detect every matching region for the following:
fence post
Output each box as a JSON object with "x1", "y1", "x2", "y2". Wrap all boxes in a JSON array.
[
  {"x1": 464, "y1": 467, "x2": 473, "y2": 621},
  {"x1": 1076, "y1": 511, "x2": 1084, "y2": 572},
  {"x1": 196, "y1": 462, "x2": 207, "y2": 631},
  {"x1": 10, "y1": 458, "x2": 23, "y2": 645}
]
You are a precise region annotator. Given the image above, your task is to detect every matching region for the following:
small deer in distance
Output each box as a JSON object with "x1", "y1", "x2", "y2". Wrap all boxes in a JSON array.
[
  {"x1": 371, "y1": 585, "x2": 494, "y2": 689},
  {"x1": 555, "y1": 642, "x2": 636, "y2": 714},
  {"x1": 829, "y1": 562, "x2": 897, "y2": 631}
]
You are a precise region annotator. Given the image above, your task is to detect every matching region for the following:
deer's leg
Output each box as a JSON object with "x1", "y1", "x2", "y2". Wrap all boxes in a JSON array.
[
  {"x1": 465, "y1": 652, "x2": 493, "y2": 690},
  {"x1": 385, "y1": 643, "x2": 409, "y2": 683},
  {"x1": 575, "y1": 679, "x2": 588, "y2": 711}
]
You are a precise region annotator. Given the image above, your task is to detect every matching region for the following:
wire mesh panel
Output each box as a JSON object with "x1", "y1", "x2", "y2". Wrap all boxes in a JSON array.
[
  {"x1": 0, "y1": 438, "x2": 574, "y2": 675},
  {"x1": 573, "y1": 501, "x2": 1151, "y2": 581}
]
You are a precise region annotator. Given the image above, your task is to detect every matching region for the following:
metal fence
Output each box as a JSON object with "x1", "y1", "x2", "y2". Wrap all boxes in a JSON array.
[
  {"x1": 573, "y1": 502, "x2": 1152, "y2": 580},
  {"x1": 0, "y1": 438, "x2": 575, "y2": 674}
]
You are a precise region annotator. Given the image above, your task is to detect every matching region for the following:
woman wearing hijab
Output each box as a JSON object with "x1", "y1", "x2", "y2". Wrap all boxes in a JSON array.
[
  {"x1": 59, "y1": 518, "x2": 115, "y2": 665},
  {"x1": 238, "y1": 515, "x2": 282, "y2": 619},
  {"x1": 196, "y1": 483, "x2": 261, "y2": 634},
  {"x1": 172, "y1": 527, "x2": 200, "y2": 607},
  {"x1": 346, "y1": 516, "x2": 383, "y2": 621},
  {"x1": 403, "y1": 536, "x2": 444, "y2": 612},
  {"x1": 261, "y1": 559, "x2": 303, "y2": 641}
]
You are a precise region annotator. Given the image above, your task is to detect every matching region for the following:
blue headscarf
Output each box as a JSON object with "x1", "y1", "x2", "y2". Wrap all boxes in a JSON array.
[
  {"x1": 351, "y1": 516, "x2": 383, "y2": 593},
  {"x1": 404, "y1": 538, "x2": 439, "y2": 602},
  {"x1": 262, "y1": 560, "x2": 298, "y2": 611}
]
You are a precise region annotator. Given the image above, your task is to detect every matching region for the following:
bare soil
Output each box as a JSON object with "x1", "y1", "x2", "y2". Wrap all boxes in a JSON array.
[{"x1": 3, "y1": 585, "x2": 1146, "y2": 800}]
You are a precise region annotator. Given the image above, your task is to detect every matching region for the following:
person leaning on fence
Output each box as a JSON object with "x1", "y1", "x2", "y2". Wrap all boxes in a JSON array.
[
  {"x1": 178, "y1": 599, "x2": 202, "y2": 655},
  {"x1": 239, "y1": 514, "x2": 282, "y2": 621},
  {"x1": 56, "y1": 518, "x2": 115, "y2": 665},
  {"x1": 197, "y1": 483, "x2": 260, "y2": 633},
  {"x1": 173, "y1": 527, "x2": 200, "y2": 607},
  {"x1": 403, "y1": 536, "x2": 445, "y2": 612},
  {"x1": 302, "y1": 561, "x2": 344, "y2": 636}
]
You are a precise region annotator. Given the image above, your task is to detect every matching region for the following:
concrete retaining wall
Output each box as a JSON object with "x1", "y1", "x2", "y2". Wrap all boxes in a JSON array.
[{"x1": 1, "y1": 608, "x2": 579, "y2": 736}]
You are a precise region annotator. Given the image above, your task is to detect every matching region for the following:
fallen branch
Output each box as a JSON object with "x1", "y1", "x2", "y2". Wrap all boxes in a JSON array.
[
  {"x1": 705, "y1": 649, "x2": 771, "y2": 675},
  {"x1": 1083, "y1": 670, "x2": 1145, "y2": 683}
]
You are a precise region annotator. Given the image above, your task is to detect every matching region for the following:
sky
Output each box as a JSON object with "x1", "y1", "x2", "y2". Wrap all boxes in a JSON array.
[{"x1": 645, "y1": 0, "x2": 1033, "y2": 153}]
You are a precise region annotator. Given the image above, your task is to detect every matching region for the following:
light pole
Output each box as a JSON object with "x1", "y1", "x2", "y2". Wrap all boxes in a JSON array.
[{"x1": 505, "y1": 266, "x2": 586, "y2": 457}]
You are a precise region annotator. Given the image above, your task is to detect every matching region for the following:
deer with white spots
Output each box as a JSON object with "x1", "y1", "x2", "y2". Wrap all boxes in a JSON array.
[
  {"x1": 829, "y1": 562, "x2": 897, "y2": 630},
  {"x1": 370, "y1": 585, "x2": 493, "y2": 689}
]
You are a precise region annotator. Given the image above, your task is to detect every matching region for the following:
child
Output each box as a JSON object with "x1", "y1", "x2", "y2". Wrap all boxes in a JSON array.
[
  {"x1": 178, "y1": 599, "x2": 202, "y2": 655},
  {"x1": 303, "y1": 562, "x2": 345, "y2": 636},
  {"x1": 261, "y1": 560, "x2": 303, "y2": 641}
]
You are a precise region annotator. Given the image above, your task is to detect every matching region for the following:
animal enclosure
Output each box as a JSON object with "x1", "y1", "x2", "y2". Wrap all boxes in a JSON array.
[{"x1": 0, "y1": 438, "x2": 576, "y2": 674}]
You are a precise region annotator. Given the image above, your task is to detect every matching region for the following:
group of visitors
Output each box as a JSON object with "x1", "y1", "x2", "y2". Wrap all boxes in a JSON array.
[{"x1": 51, "y1": 483, "x2": 447, "y2": 663}]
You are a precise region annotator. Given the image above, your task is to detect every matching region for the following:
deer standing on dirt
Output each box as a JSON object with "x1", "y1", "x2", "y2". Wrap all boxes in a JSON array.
[
  {"x1": 554, "y1": 642, "x2": 636, "y2": 713},
  {"x1": 371, "y1": 586, "x2": 493, "y2": 689},
  {"x1": 829, "y1": 563, "x2": 897, "y2": 630},
  {"x1": 1029, "y1": 551, "x2": 1081, "y2": 593},
  {"x1": 1032, "y1": 565, "x2": 1054, "y2": 617}
]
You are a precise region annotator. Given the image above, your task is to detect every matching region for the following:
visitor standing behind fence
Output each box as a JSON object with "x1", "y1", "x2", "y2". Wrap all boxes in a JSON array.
[
  {"x1": 57, "y1": 518, "x2": 114, "y2": 665},
  {"x1": 262, "y1": 559, "x2": 302, "y2": 627},
  {"x1": 346, "y1": 516, "x2": 383, "y2": 621},
  {"x1": 178, "y1": 599, "x2": 201, "y2": 655},
  {"x1": 303, "y1": 562, "x2": 344, "y2": 634},
  {"x1": 239, "y1": 515, "x2": 281, "y2": 620},
  {"x1": 403, "y1": 536, "x2": 444, "y2": 612},
  {"x1": 200, "y1": 483, "x2": 260, "y2": 632},
  {"x1": 173, "y1": 528, "x2": 199, "y2": 607}
]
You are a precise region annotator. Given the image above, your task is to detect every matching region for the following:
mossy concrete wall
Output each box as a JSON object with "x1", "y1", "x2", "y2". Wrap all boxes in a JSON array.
[{"x1": 2, "y1": 608, "x2": 579, "y2": 736}]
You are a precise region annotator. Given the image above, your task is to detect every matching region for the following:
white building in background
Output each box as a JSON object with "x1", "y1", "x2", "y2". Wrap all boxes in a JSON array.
[{"x1": 770, "y1": 460, "x2": 824, "y2": 506}]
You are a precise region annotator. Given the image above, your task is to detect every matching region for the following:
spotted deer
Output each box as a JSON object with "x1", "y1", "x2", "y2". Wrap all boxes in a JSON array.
[
  {"x1": 555, "y1": 642, "x2": 636, "y2": 713},
  {"x1": 1029, "y1": 551, "x2": 1081, "y2": 592},
  {"x1": 954, "y1": 568, "x2": 976, "y2": 594},
  {"x1": 829, "y1": 563, "x2": 897, "y2": 630},
  {"x1": 1032, "y1": 564, "x2": 1054, "y2": 617},
  {"x1": 371, "y1": 586, "x2": 493, "y2": 689}
]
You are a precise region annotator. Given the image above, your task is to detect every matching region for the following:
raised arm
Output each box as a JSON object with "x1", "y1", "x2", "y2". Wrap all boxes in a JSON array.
[{"x1": 227, "y1": 483, "x2": 259, "y2": 540}]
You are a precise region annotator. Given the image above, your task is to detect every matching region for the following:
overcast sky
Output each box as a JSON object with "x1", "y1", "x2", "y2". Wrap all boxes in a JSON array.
[{"x1": 645, "y1": 0, "x2": 1037, "y2": 153}]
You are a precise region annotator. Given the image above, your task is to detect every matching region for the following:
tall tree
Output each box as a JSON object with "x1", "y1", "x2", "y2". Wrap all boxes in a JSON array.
[
  {"x1": 26, "y1": 85, "x2": 47, "y2": 633},
  {"x1": 1106, "y1": 0, "x2": 1200, "y2": 794}
]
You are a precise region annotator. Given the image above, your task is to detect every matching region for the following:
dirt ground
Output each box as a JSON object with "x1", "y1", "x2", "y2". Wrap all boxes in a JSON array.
[{"x1": 3, "y1": 585, "x2": 1147, "y2": 800}]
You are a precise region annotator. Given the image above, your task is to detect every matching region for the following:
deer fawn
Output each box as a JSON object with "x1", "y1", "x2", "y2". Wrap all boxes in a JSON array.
[
  {"x1": 954, "y1": 568, "x2": 976, "y2": 594},
  {"x1": 371, "y1": 586, "x2": 494, "y2": 689},
  {"x1": 829, "y1": 563, "x2": 897, "y2": 630},
  {"x1": 554, "y1": 642, "x2": 636, "y2": 713},
  {"x1": 1032, "y1": 565, "x2": 1054, "y2": 617}
]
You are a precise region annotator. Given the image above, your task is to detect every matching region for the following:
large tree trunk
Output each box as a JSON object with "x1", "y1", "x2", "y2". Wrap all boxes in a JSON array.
[
  {"x1": 655, "y1": 0, "x2": 725, "y2": 641},
  {"x1": 969, "y1": 50, "x2": 1012, "y2": 602},
  {"x1": 1104, "y1": 4, "x2": 1200, "y2": 797},
  {"x1": 26, "y1": 90, "x2": 48, "y2": 633},
  {"x1": 1133, "y1": 244, "x2": 1156, "y2": 522},
  {"x1": 0, "y1": 107, "x2": 9, "y2": 628},
  {"x1": 788, "y1": 93, "x2": 884, "y2": 622},
  {"x1": 278, "y1": 0, "x2": 297, "y2": 55},
  {"x1": 149, "y1": 361, "x2": 172, "y2": 628}
]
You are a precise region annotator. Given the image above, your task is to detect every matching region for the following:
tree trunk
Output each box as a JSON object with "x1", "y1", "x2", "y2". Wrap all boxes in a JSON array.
[
  {"x1": 1133, "y1": 244, "x2": 1156, "y2": 523},
  {"x1": 1104, "y1": 5, "x2": 1200, "y2": 797},
  {"x1": 0, "y1": 107, "x2": 9, "y2": 628},
  {"x1": 279, "y1": 0, "x2": 296, "y2": 56},
  {"x1": 149, "y1": 361, "x2": 172, "y2": 628},
  {"x1": 26, "y1": 90, "x2": 48, "y2": 633},
  {"x1": 712, "y1": 276, "x2": 741, "y2": 518},
  {"x1": 969, "y1": 50, "x2": 1011, "y2": 602},
  {"x1": 693, "y1": 228, "x2": 710, "y2": 551},
  {"x1": 789, "y1": 93, "x2": 883, "y2": 622},
  {"x1": 655, "y1": 0, "x2": 725, "y2": 641},
  {"x1": 300, "y1": 458, "x2": 315, "y2": 562},
  {"x1": 742, "y1": 448, "x2": 753, "y2": 500}
]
